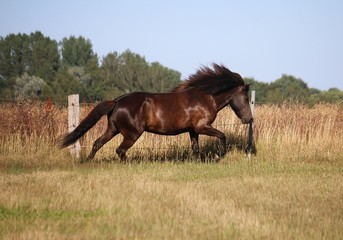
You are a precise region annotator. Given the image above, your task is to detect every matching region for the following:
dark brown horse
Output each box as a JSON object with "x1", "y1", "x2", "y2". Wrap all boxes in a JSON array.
[{"x1": 59, "y1": 64, "x2": 253, "y2": 161}]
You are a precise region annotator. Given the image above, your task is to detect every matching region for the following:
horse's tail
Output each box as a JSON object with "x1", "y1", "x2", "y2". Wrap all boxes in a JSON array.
[{"x1": 59, "y1": 100, "x2": 116, "y2": 148}]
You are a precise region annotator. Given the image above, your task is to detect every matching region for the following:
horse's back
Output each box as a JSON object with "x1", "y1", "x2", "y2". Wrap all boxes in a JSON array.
[
  {"x1": 111, "y1": 91, "x2": 216, "y2": 135},
  {"x1": 111, "y1": 91, "x2": 187, "y2": 134}
]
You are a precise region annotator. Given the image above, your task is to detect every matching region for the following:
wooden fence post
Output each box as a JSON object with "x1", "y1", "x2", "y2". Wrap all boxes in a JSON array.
[
  {"x1": 68, "y1": 94, "x2": 81, "y2": 158},
  {"x1": 250, "y1": 90, "x2": 255, "y2": 117},
  {"x1": 246, "y1": 90, "x2": 256, "y2": 159}
]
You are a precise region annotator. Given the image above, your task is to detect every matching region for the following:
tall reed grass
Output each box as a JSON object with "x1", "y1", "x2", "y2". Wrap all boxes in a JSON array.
[
  {"x1": 0, "y1": 101, "x2": 342, "y2": 166},
  {"x1": 254, "y1": 103, "x2": 343, "y2": 163}
]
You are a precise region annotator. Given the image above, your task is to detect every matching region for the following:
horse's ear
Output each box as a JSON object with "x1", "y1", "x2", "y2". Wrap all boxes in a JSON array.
[{"x1": 244, "y1": 83, "x2": 252, "y2": 91}]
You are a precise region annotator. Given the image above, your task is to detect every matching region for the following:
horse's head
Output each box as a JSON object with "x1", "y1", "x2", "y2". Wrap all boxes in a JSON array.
[{"x1": 229, "y1": 84, "x2": 253, "y2": 124}]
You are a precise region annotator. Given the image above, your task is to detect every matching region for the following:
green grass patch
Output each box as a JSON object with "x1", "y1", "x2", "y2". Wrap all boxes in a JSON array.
[{"x1": 1, "y1": 160, "x2": 342, "y2": 239}]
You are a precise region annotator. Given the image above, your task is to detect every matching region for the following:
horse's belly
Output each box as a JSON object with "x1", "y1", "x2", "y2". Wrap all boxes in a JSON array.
[{"x1": 145, "y1": 117, "x2": 189, "y2": 135}]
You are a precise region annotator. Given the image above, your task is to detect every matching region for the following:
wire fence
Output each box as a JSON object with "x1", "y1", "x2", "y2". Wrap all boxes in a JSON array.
[
  {"x1": 2, "y1": 94, "x2": 342, "y2": 160},
  {"x1": 64, "y1": 93, "x2": 255, "y2": 157},
  {"x1": 0, "y1": 95, "x2": 253, "y2": 159}
]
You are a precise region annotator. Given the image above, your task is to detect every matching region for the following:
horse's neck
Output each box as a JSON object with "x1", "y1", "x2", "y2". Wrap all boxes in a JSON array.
[{"x1": 213, "y1": 91, "x2": 233, "y2": 112}]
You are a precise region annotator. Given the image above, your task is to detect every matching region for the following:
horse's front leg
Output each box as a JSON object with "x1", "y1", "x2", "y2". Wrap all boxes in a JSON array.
[{"x1": 198, "y1": 126, "x2": 226, "y2": 157}]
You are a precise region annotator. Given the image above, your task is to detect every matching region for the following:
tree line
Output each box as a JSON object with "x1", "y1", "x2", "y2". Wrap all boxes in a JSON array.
[
  {"x1": 0, "y1": 31, "x2": 181, "y2": 102},
  {"x1": 245, "y1": 75, "x2": 343, "y2": 105},
  {"x1": 0, "y1": 31, "x2": 342, "y2": 105}
]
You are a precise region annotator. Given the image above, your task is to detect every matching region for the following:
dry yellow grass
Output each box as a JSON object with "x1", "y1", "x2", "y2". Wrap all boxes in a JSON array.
[
  {"x1": 1, "y1": 101, "x2": 341, "y2": 163},
  {"x1": 253, "y1": 103, "x2": 343, "y2": 164},
  {"x1": 0, "y1": 102, "x2": 342, "y2": 239},
  {"x1": 0, "y1": 162, "x2": 342, "y2": 239}
]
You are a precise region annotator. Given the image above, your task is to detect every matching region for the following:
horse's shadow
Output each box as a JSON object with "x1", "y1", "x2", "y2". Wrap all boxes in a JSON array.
[{"x1": 82, "y1": 134, "x2": 253, "y2": 164}]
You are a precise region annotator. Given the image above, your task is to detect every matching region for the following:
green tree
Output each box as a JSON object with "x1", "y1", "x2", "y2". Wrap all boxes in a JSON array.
[
  {"x1": 0, "y1": 32, "x2": 59, "y2": 82},
  {"x1": 115, "y1": 50, "x2": 150, "y2": 93},
  {"x1": 58, "y1": 36, "x2": 103, "y2": 100},
  {"x1": 28, "y1": 32, "x2": 59, "y2": 81},
  {"x1": 266, "y1": 87, "x2": 284, "y2": 103},
  {"x1": 0, "y1": 74, "x2": 14, "y2": 99},
  {"x1": 14, "y1": 73, "x2": 52, "y2": 100},
  {"x1": 244, "y1": 78, "x2": 270, "y2": 103},
  {"x1": 101, "y1": 50, "x2": 181, "y2": 95},
  {"x1": 271, "y1": 74, "x2": 310, "y2": 102},
  {"x1": 309, "y1": 88, "x2": 321, "y2": 95},
  {"x1": 52, "y1": 68, "x2": 85, "y2": 102},
  {"x1": 0, "y1": 33, "x2": 30, "y2": 79},
  {"x1": 60, "y1": 36, "x2": 96, "y2": 66},
  {"x1": 309, "y1": 88, "x2": 343, "y2": 105},
  {"x1": 148, "y1": 62, "x2": 181, "y2": 92}
]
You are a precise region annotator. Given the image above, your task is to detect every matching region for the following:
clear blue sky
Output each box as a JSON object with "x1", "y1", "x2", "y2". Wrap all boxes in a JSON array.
[{"x1": 1, "y1": 0, "x2": 342, "y2": 90}]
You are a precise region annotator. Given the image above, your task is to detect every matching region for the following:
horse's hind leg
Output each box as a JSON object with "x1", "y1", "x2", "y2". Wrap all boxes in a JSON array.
[
  {"x1": 189, "y1": 130, "x2": 200, "y2": 158},
  {"x1": 116, "y1": 132, "x2": 143, "y2": 161},
  {"x1": 83, "y1": 122, "x2": 118, "y2": 163}
]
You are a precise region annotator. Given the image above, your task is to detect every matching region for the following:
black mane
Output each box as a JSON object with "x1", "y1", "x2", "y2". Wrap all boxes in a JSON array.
[{"x1": 172, "y1": 64, "x2": 245, "y2": 95}]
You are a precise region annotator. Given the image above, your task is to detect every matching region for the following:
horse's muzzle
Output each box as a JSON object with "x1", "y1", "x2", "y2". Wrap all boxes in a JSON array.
[{"x1": 242, "y1": 117, "x2": 254, "y2": 124}]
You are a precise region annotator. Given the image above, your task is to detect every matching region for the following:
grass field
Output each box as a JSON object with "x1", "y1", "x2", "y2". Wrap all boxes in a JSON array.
[{"x1": 0, "y1": 102, "x2": 342, "y2": 239}]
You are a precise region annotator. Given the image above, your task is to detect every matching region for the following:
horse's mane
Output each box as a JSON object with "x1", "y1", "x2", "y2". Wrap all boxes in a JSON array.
[{"x1": 172, "y1": 64, "x2": 245, "y2": 95}]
